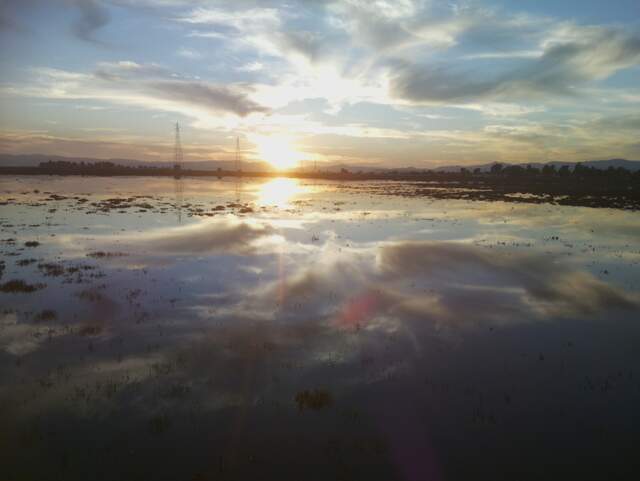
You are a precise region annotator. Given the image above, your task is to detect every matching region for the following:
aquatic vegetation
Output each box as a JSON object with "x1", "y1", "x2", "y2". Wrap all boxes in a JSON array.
[
  {"x1": 16, "y1": 258, "x2": 37, "y2": 266},
  {"x1": 148, "y1": 414, "x2": 171, "y2": 435},
  {"x1": 38, "y1": 262, "x2": 65, "y2": 277},
  {"x1": 0, "y1": 279, "x2": 45, "y2": 293},
  {"x1": 77, "y1": 325, "x2": 103, "y2": 336},
  {"x1": 86, "y1": 251, "x2": 129, "y2": 258},
  {"x1": 295, "y1": 389, "x2": 333, "y2": 411},
  {"x1": 35, "y1": 309, "x2": 57, "y2": 321}
]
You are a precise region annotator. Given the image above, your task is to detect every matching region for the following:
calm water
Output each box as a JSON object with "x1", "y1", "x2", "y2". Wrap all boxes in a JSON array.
[{"x1": 1, "y1": 176, "x2": 639, "y2": 481}]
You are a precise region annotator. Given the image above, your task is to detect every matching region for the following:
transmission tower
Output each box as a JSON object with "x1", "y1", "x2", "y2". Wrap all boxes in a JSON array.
[
  {"x1": 234, "y1": 136, "x2": 241, "y2": 172},
  {"x1": 174, "y1": 122, "x2": 183, "y2": 172}
]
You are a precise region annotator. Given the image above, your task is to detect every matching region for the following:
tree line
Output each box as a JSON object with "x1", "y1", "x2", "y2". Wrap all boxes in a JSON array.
[{"x1": 460, "y1": 162, "x2": 640, "y2": 179}]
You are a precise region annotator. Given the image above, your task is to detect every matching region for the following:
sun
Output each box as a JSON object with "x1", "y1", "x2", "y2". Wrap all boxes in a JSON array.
[{"x1": 253, "y1": 135, "x2": 302, "y2": 170}]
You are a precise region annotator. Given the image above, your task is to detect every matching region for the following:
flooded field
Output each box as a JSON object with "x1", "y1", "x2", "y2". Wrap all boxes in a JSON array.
[{"x1": 1, "y1": 175, "x2": 639, "y2": 481}]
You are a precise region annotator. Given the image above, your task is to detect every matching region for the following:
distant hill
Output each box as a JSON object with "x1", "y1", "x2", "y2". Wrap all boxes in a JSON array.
[{"x1": 1, "y1": 153, "x2": 639, "y2": 173}]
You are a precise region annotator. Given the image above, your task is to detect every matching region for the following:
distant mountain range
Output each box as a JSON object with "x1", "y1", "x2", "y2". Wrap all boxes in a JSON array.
[{"x1": 1, "y1": 153, "x2": 639, "y2": 173}]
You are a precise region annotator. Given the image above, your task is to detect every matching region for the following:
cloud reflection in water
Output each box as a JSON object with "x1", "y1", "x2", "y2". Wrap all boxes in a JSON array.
[{"x1": 1, "y1": 178, "x2": 639, "y2": 481}]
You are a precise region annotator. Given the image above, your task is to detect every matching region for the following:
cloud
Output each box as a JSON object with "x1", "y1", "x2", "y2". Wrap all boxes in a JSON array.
[
  {"x1": 0, "y1": 10, "x2": 21, "y2": 33},
  {"x1": 93, "y1": 60, "x2": 173, "y2": 80},
  {"x1": 2, "y1": 0, "x2": 640, "y2": 165},
  {"x1": 236, "y1": 61, "x2": 264, "y2": 72},
  {"x1": 0, "y1": 0, "x2": 42, "y2": 33},
  {"x1": 70, "y1": 0, "x2": 110, "y2": 43},
  {"x1": 88, "y1": 61, "x2": 271, "y2": 118},
  {"x1": 1, "y1": 60, "x2": 271, "y2": 123},
  {"x1": 179, "y1": 6, "x2": 280, "y2": 30},
  {"x1": 173, "y1": 1, "x2": 640, "y2": 136},
  {"x1": 177, "y1": 48, "x2": 203, "y2": 59},
  {"x1": 147, "y1": 81, "x2": 270, "y2": 117},
  {"x1": 389, "y1": 27, "x2": 640, "y2": 104}
]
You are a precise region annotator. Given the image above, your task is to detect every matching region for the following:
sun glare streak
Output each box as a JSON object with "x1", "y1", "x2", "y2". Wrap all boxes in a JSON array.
[
  {"x1": 252, "y1": 135, "x2": 303, "y2": 170},
  {"x1": 256, "y1": 178, "x2": 304, "y2": 208}
]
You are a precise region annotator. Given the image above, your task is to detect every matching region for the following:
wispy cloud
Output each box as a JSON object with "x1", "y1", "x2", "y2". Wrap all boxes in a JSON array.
[{"x1": 2, "y1": 60, "x2": 271, "y2": 122}]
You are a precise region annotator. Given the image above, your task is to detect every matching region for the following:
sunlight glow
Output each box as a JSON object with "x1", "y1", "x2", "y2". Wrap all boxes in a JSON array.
[
  {"x1": 253, "y1": 135, "x2": 303, "y2": 170},
  {"x1": 256, "y1": 178, "x2": 304, "y2": 208}
]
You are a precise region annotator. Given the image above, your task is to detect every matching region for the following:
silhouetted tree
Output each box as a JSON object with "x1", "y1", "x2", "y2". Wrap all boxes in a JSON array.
[
  {"x1": 503, "y1": 165, "x2": 526, "y2": 176},
  {"x1": 558, "y1": 165, "x2": 571, "y2": 176},
  {"x1": 573, "y1": 162, "x2": 587, "y2": 177}
]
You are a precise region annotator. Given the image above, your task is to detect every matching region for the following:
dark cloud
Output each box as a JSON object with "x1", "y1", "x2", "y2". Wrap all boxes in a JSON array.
[
  {"x1": 1, "y1": 0, "x2": 110, "y2": 41},
  {"x1": 344, "y1": 11, "x2": 417, "y2": 52},
  {"x1": 390, "y1": 62, "x2": 496, "y2": 103},
  {"x1": 0, "y1": 0, "x2": 40, "y2": 33},
  {"x1": 389, "y1": 28, "x2": 640, "y2": 103},
  {"x1": 87, "y1": 60, "x2": 271, "y2": 117},
  {"x1": 148, "y1": 80, "x2": 270, "y2": 117},
  {"x1": 0, "y1": 11, "x2": 20, "y2": 32},
  {"x1": 69, "y1": 0, "x2": 110, "y2": 43},
  {"x1": 274, "y1": 30, "x2": 325, "y2": 62}
]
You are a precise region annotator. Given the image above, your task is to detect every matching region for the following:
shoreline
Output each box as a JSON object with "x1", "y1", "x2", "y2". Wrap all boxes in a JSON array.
[{"x1": 1, "y1": 166, "x2": 638, "y2": 211}]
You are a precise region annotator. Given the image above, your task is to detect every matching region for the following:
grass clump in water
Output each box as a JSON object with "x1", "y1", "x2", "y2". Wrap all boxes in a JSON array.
[
  {"x1": 0, "y1": 279, "x2": 46, "y2": 293},
  {"x1": 86, "y1": 251, "x2": 128, "y2": 259},
  {"x1": 35, "y1": 309, "x2": 57, "y2": 321},
  {"x1": 295, "y1": 389, "x2": 333, "y2": 411}
]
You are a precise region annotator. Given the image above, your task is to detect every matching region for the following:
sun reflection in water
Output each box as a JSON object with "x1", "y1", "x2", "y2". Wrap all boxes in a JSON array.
[{"x1": 256, "y1": 178, "x2": 304, "y2": 208}]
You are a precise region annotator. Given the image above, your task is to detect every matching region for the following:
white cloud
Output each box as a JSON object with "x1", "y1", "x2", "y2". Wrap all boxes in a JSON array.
[
  {"x1": 236, "y1": 61, "x2": 264, "y2": 72},
  {"x1": 179, "y1": 7, "x2": 281, "y2": 30},
  {"x1": 177, "y1": 48, "x2": 203, "y2": 59}
]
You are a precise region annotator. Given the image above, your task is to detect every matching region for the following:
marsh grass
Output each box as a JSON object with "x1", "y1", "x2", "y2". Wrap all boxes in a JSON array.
[{"x1": 0, "y1": 279, "x2": 46, "y2": 293}]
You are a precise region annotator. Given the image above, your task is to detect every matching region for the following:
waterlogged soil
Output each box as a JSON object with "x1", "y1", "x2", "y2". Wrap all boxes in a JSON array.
[
  {"x1": 341, "y1": 178, "x2": 640, "y2": 210},
  {"x1": 1, "y1": 175, "x2": 640, "y2": 481}
]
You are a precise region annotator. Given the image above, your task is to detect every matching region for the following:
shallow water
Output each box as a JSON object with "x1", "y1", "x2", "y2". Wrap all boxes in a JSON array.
[{"x1": 1, "y1": 176, "x2": 639, "y2": 481}]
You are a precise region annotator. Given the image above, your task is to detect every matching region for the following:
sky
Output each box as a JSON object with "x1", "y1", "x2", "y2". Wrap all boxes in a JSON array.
[{"x1": 0, "y1": 0, "x2": 639, "y2": 168}]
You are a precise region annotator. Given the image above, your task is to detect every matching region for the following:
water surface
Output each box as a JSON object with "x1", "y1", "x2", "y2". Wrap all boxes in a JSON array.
[{"x1": 1, "y1": 176, "x2": 639, "y2": 481}]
